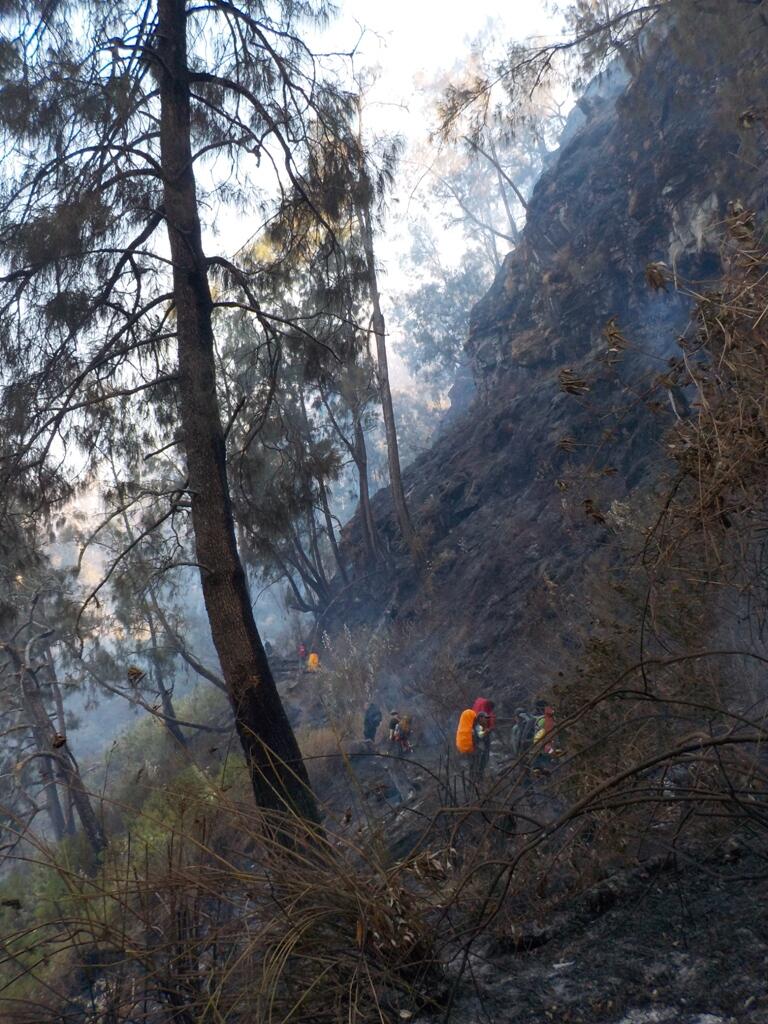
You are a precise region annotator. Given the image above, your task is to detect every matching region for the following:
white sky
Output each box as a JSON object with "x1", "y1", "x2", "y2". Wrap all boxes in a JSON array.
[{"x1": 313, "y1": 1, "x2": 561, "y2": 384}]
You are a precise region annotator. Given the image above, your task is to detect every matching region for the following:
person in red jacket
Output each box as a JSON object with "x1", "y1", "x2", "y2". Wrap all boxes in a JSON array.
[{"x1": 472, "y1": 698, "x2": 496, "y2": 730}]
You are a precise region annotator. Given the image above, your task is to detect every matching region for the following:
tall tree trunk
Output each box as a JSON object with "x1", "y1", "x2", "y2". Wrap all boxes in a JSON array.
[
  {"x1": 37, "y1": 645, "x2": 106, "y2": 855},
  {"x1": 286, "y1": 537, "x2": 330, "y2": 608},
  {"x1": 319, "y1": 388, "x2": 381, "y2": 566},
  {"x1": 354, "y1": 414, "x2": 382, "y2": 565},
  {"x1": 147, "y1": 613, "x2": 188, "y2": 748},
  {"x1": 12, "y1": 654, "x2": 67, "y2": 842},
  {"x1": 45, "y1": 645, "x2": 76, "y2": 837},
  {"x1": 305, "y1": 508, "x2": 330, "y2": 593},
  {"x1": 148, "y1": 592, "x2": 228, "y2": 693},
  {"x1": 56, "y1": 750, "x2": 106, "y2": 856},
  {"x1": 275, "y1": 555, "x2": 320, "y2": 614},
  {"x1": 488, "y1": 140, "x2": 520, "y2": 246},
  {"x1": 38, "y1": 750, "x2": 67, "y2": 841},
  {"x1": 156, "y1": 0, "x2": 318, "y2": 826},
  {"x1": 297, "y1": 388, "x2": 348, "y2": 584},
  {"x1": 318, "y1": 479, "x2": 348, "y2": 584},
  {"x1": 356, "y1": 202, "x2": 417, "y2": 560}
]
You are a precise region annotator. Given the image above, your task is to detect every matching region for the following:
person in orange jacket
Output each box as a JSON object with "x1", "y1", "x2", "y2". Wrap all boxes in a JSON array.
[{"x1": 456, "y1": 707, "x2": 489, "y2": 795}]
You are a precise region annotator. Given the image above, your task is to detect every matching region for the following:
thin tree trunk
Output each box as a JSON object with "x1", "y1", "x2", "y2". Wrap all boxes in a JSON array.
[
  {"x1": 13, "y1": 655, "x2": 67, "y2": 841},
  {"x1": 354, "y1": 415, "x2": 382, "y2": 564},
  {"x1": 148, "y1": 593, "x2": 228, "y2": 693},
  {"x1": 275, "y1": 555, "x2": 319, "y2": 614},
  {"x1": 113, "y1": 484, "x2": 191, "y2": 749},
  {"x1": 57, "y1": 751, "x2": 106, "y2": 856},
  {"x1": 488, "y1": 139, "x2": 521, "y2": 245},
  {"x1": 296, "y1": 388, "x2": 348, "y2": 583},
  {"x1": 45, "y1": 651, "x2": 77, "y2": 837},
  {"x1": 38, "y1": 645, "x2": 106, "y2": 854},
  {"x1": 356, "y1": 202, "x2": 417, "y2": 560},
  {"x1": 318, "y1": 479, "x2": 348, "y2": 584},
  {"x1": 7, "y1": 642, "x2": 103, "y2": 850},
  {"x1": 319, "y1": 388, "x2": 381, "y2": 565},
  {"x1": 286, "y1": 537, "x2": 330, "y2": 608},
  {"x1": 305, "y1": 508, "x2": 329, "y2": 591},
  {"x1": 156, "y1": 0, "x2": 318, "y2": 826},
  {"x1": 39, "y1": 749, "x2": 66, "y2": 841},
  {"x1": 147, "y1": 614, "x2": 188, "y2": 748}
]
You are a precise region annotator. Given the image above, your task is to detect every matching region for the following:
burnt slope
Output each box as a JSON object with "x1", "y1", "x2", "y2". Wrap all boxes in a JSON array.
[{"x1": 331, "y1": 19, "x2": 768, "y2": 709}]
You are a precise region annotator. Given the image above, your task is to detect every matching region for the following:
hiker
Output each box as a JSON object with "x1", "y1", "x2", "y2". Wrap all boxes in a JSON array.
[
  {"x1": 531, "y1": 699, "x2": 557, "y2": 772},
  {"x1": 533, "y1": 700, "x2": 556, "y2": 755},
  {"x1": 394, "y1": 714, "x2": 413, "y2": 756},
  {"x1": 472, "y1": 697, "x2": 496, "y2": 732},
  {"x1": 472, "y1": 711, "x2": 491, "y2": 780},
  {"x1": 297, "y1": 641, "x2": 307, "y2": 660},
  {"x1": 472, "y1": 698, "x2": 495, "y2": 773},
  {"x1": 510, "y1": 707, "x2": 537, "y2": 757},
  {"x1": 363, "y1": 701, "x2": 382, "y2": 743},
  {"x1": 306, "y1": 650, "x2": 320, "y2": 673},
  {"x1": 388, "y1": 711, "x2": 401, "y2": 750},
  {"x1": 264, "y1": 639, "x2": 273, "y2": 657},
  {"x1": 455, "y1": 706, "x2": 486, "y2": 794}
]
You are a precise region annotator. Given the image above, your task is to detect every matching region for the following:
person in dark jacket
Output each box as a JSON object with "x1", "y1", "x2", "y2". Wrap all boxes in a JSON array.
[
  {"x1": 363, "y1": 701, "x2": 382, "y2": 743},
  {"x1": 472, "y1": 711, "x2": 491, "y2": 781},
  {"x1": 510, "y1": 707, "x2": 537, "y2": 756}
]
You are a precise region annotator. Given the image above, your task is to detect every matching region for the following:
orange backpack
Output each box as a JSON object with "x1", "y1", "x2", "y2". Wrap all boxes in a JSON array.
[{"x1": 455, "y1": 709, "x2": 477, "y2": 754}]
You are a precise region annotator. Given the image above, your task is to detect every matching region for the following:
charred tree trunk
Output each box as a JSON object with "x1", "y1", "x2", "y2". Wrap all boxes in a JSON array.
[
  {"x1": 319, "y1": 388, "x2": 381, "y2": 566},
  {"x1": 148, "y1": 593, "x2": 227, "y2": 693},
  {"x1": 37, "y1": 645, "x2": 106, "y2": 855},
  {"x1": 45, "y1": 648, "x2": 76, "y2": 838},
  {"x1": 11, "y1": 650, "x2": 66, "y2": 842},
  {"x1": 354, "y1": 414, "x2": 382, "y2": 565},
  {"x1": 297, "y1": 389, "x2": 347, "y2": 584},
  {"x1": 318, "y1": 479, "x2": 348, "y2": 584},
  {"x1": 356, "y1": 202, "x2": 417, "y2": 560},
  {"x1": 147, "y1": 614, "x2": 187, "y2": 748},
  {"x1": 156, "y1": 0, "x2": 318, "y2": 825},
  {"x1": 275, "y1": 554, "x2": 320, "y2": 614},
  {"x1": 56, "y1": 750, "x2": 106, "y2": 857}
]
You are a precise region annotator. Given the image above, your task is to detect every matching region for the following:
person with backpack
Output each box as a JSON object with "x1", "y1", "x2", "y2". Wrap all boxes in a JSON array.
[
  {"x1": 455, "y1": 707, "x2": 490, "y2": 794},
  {"x1": 533, "y1": 700, "x2": 556, "y2": 753},
  {"x1": 363, "y1": 701, "x2": 382, "y2": 744},
  {"x1": 472, "y1": 711, "x2": 491, "y2": 780},
  {"x1": 472, "y1": 697, "x2": 496, "y2": 732},
  {"x1": 510, "y1": 707, "x2": 537, "y2": 757},
  {"x1": 532, "y1": 699, "x2": 557, "y2": 772},
  {"x1": 455, "y1": 706, "x2": 476, "y2": 795},
  {"x1": 387, "y1": 711, "x2": 401, "y2": 752},
  {"x1": 394, "y1": 714, "x2": 413, "y2": 756}
]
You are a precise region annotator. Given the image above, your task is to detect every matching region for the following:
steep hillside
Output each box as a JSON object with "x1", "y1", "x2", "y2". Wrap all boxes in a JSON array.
[{"x1": 330, "y1": 23, "x2": 768, "y2": 709}]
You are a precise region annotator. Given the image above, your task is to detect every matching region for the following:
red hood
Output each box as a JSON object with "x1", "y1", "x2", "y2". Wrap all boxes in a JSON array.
[{"x1": 472, "y1": 698, "x2": 496, "y2": 729}]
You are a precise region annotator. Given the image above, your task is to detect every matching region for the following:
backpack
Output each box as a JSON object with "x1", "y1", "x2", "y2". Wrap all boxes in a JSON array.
[
  {"x1": 455, "y1": 709, "x2": 477, "y2": 754},
  {"x1": 520, "y1": 712, "x2": 538, "y2": 747}
]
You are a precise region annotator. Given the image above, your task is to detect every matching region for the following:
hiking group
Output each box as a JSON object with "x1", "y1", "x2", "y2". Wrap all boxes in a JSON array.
[
  {"x1": 362, "y1": 702, "x2": 413, "y2": 756},
  {"x1": 358, "y1": 694, "x2": 556, "y2": 781},
  {"x1": 455, "y1": 698, "x2": 556, "y2": 793},
  {"x1": 297, "y1": 641, "x2": 321, "y2": 673}
]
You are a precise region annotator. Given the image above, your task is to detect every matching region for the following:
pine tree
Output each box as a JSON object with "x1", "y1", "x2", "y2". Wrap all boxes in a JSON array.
[{"x1": 0, "y1": 0, "x2": 357, "y2": 826}]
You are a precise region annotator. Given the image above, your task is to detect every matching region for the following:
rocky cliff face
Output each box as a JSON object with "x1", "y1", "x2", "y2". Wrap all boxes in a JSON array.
[{"x1": 333, "y1": 21, "x2": 768, "y2": 711}]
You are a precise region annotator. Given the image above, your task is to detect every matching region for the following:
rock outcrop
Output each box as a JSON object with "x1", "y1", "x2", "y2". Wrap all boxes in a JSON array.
[{"x1": 333, "y1": 16, "x2": 768, "y2": 708}]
